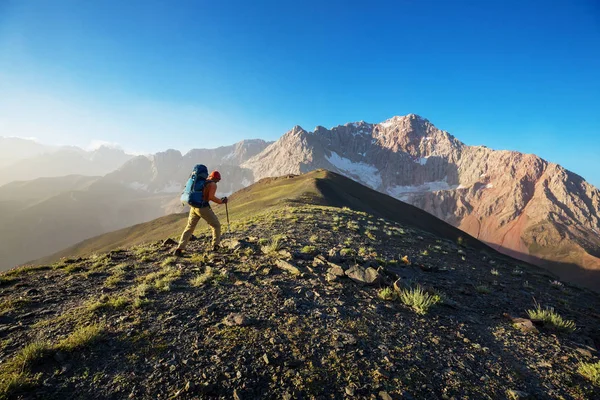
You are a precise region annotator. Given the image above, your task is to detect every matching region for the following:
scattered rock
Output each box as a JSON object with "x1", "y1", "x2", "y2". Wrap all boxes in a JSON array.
[
  {"x1": 162, "y1": 238, "x2": 177, "y2": 247},
  {"x1": 345, "y1": 265, "x2": 380, "y2": 285},
  {"x1": 328, "y1": 248, "x2": 342, "y2": 263},
  {"x1": 223, "y1": 313, "x2": 251, "y2": 327},
  {"x1": 327, "y1": 264, "x2": 345, "y2": 277},
  {"x1": 379, "y1": 391, "x2": 393, "y2": 400},
  {"x1": 275, "y1": 260, "x2": 301, "y2": 275},
  {"x1": 576, "y1": 347, "x2": 593, "y2": 359},
  {"x1": 504, "y1": 314, "x2": 538, "y2": 333}
]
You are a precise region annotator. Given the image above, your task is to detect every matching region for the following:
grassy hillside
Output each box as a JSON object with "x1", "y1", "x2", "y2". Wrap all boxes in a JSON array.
[{"x1": 35, "y1": 170, "x2": 494, "y2": 265}]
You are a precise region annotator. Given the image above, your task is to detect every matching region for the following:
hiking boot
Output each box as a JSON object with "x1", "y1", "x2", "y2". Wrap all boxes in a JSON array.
[{"x1": 173, "y1": 249, "x2": 184, "y2": 257}]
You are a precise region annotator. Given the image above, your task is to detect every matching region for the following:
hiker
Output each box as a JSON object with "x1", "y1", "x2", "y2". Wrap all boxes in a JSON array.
[{"x1": 174, "y1": 170, "x2": 228, "y2": 256}]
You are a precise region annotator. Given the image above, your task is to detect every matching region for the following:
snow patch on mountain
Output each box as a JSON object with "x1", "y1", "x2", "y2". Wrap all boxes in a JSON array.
[
  {"x1": 387, "y1": 178, "x2": 458, "y2": 200},
  {"x1": 326, "y1": 151, "x2": 382, "y2": 189}
]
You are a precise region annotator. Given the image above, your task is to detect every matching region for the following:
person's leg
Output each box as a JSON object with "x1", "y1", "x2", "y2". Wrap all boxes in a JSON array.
[
  {"x1": 199, "y1": 207, "x2": 221, "y2": 248},
  {"x1": 176, "y1": 208, "x2": 201, "y2": 251}
]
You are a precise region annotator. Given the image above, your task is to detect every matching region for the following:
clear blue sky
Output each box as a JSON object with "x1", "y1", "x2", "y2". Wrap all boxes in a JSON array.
[{"x1": 1, "y1": 0, "x2": 599, "y2": 187}]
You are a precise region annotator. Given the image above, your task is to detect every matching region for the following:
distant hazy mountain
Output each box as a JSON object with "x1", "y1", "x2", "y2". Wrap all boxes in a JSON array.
[
  {"x1": 0, "y1": 144, "x2": 134, "y2": 187},
  {"x1": 0, "y1": 137, "x2": 56, "y2": 168},
  {"x1": 0, "y1": 140, "x2": 271, "y2": 271},
  {"x1": 102, "y1": 139, "x2": 271, "y2": 200}
]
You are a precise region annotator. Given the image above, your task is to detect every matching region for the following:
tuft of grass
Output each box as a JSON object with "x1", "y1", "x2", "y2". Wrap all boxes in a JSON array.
[
  {"x1": 87, "y1": 295, "x2": 129, "y2": 312},
  {"x1": 309, "y1": 235, "x2": 318, "y2": 243},
  {"x1": 12, "y1": 341, "x2": 53, "y2": 370},
  {"x1": 0, "y1": 341, "x2": 52, "y2": 395},
  {"x1": 512, "y1": 268, "x2": 524, "y2": 276},
  {"x1": 378, "y1": 287, "x2": 396, "y2": 301},
  {"x1": 364, "y1": 230, "x2": 376, "y2": 241},
  {"x1": 0, "y1": 296, "x2": 31, "y2": 315},
  {"x1": 578, "y1": 361, "x2": 600, "y2": 386},
  {"x1": 64, "y1": 264, "x2": 84, "y2": 274},
  {"x1": 57, "y1": 323, "x2": 104, "y2": 352},
  {"x1": 301, "y1": 245, "x2": 317, "y2": 255},
  {"x1": 263, "y1": 235, "x2": 285, "y2": 254},
  {"x1": 420, "y1": 249, "x2": 429, "y2": 256},
  {"x1": 400, "y1": 255, "x2": 410, "y2": 265},
  {"x1": 190, "y1": 266, "x2": 215, "y2": 287},
  {"x1": 347, "y1": 221, "x2": 360, "y2": 232},
  {"x1": 340, "y1": 248, "x2": 356, "y2": 257},
  {"x1": 491, "y1": 268, "x2": 499, "y2": 276},
  {"x1": 189, "y1": 253, "x2": 207, "y2": 265},
  {"x1": 475, "y1": 285, "x2": 491, "y2": 294},
  {"x1": 398, "y1": 286, "x2": 440, "y2": 315},
  {"x1": 135, "y1": 283, "x2": 150, "y2": 298},
  {"x1": 526, "y1": 305, "x2": 576, "y2": 333},
  {"x1": 161, "y1": 257, "x2": 178, "y2": 267}
]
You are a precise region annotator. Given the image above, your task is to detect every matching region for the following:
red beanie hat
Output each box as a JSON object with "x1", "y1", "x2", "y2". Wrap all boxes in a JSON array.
[{"x1": 208, "y1": 171, "x2": 221, "y2": 180}]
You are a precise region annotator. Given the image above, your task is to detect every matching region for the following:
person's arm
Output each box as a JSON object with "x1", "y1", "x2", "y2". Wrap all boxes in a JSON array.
[{"x1": 207, "y1": 183, "x2": 223, "y2": 204}]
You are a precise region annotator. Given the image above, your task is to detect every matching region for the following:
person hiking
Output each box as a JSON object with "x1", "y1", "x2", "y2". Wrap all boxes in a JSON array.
[{"x1": 173, "y1": 170, "x2": 228, "y2": 256}]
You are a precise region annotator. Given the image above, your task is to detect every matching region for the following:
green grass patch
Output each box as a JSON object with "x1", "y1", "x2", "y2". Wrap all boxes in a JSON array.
[
  {"x1": 161, "y1": 257, "x2": 178, "y2": 267},
  {"x1": 398, "y1": 286, "x2": 440, "y2": 315},
  {"x1": 300, "y1": 245, "x2": 317, "y2": 255},
  {"x1": 263, "y1": 235, "x2": 285, "y2": 254},
  {"x1": 87, "y1": 295, "x2": 129, "y2": 312},
  {"x1": 578, "y1": 361, "x2": 600, "y2": 385},
  {"x1": 364, "y1": 230, "x2": 376, "y2": 241},
  {"x1": 526, "y1": 305, "x2": 576, "y2": 333},
  {"x1": 340, "y1": 248, "x2": 356, "y2": 257},
  {"x1": 190, "y1": 266, "x2": 215, "y2": 287},
  {"x1": 189, "y1": 253, "x2": 207, "y2": 265},
  {"x1": 57, "y1": 323, "x2": 104, "y2": 352},
  {"x1": 0, "y1": 297, "x2": 31, "y2": 315},
  {"x1": 378, "y1": 287, "x2": 396, "y2": 301}
]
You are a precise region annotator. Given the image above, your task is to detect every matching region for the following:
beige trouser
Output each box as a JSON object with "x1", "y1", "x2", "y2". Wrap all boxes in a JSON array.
[{"x1": 176, "y1": 206, "x2": 221, "y2": 250}]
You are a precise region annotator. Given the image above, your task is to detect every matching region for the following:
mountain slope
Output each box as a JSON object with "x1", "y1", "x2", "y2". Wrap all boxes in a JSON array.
[
  {"x1": 103, "y1": 139, "x2": 271, "y2": 197},
  {"x1": 35, "y1": 170, "x2": 495, "y2": 265},
  {"x1": 0, "y1": 140, "x2": 271, "y2": 271},
  {"x1": 1, "y1": 170, "x2": 599, "y2": 399},
  {"x1": 0, "y1": 137, "x2": 55, "y2": 168},
  {"x1": 0, "y1": 176, "x2": 176, "y2": 271},
  {"x1": 242, "y1": 115, "x2": 600, "y2": 288}
]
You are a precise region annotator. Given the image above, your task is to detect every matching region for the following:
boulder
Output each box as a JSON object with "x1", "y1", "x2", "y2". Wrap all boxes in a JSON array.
[{"x1": 345, "y1": 265, "x2": 380, "y2": 285}]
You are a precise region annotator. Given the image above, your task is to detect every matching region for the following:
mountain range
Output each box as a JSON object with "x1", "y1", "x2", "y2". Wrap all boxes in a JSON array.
[
  {"x1": 0, "y1": 138, "x2": 134, "y2": 187},
  {"x1": 2, "y1": 116, "x2": 599, "y2": 290}
]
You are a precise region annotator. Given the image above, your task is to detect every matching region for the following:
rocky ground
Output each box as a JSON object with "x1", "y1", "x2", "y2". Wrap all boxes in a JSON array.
[{"x1": 1, "y1": 205, "x2": 599, "y2": 399}]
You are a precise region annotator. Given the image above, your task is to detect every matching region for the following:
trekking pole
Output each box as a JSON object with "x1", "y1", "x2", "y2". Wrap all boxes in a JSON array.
[{"x1": 225, "y1": 202, "x2": 231, "y2": 234}]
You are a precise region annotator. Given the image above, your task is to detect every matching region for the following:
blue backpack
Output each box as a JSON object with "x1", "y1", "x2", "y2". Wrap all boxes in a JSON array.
[{"x1": 181, "y1": 164, "x2": 209, "y2": 207}]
